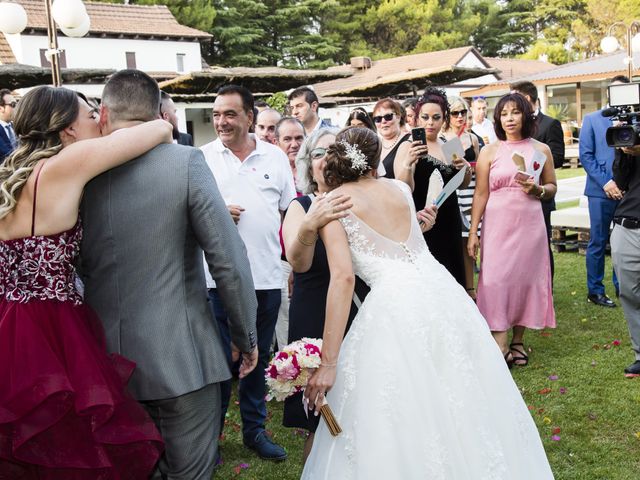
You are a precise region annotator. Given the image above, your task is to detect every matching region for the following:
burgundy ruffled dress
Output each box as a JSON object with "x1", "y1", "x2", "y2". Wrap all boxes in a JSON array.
[{"x1": 0, "y1": 220, "x2": 163, "y2": 479}]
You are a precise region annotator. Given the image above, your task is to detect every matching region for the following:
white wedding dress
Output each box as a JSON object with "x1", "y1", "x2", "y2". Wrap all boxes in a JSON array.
[{"x1": 301, "y1": 180, "x2": 554, "y2": 480}]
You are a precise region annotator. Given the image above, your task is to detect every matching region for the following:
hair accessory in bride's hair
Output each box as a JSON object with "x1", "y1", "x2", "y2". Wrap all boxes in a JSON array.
[{"x1": 340, "y1": 140, "x2": 368, "y2": 173}]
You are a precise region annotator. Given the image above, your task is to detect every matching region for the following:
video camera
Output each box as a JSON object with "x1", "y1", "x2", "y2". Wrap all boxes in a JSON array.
[{"x1": 605, "y1": 82, "x2": 640, "y2": 148}]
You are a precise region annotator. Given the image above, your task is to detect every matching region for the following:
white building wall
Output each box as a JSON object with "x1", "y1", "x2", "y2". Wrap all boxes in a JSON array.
[{"x1": 13, "y1": 35, "x2": 202, "y2": 72}]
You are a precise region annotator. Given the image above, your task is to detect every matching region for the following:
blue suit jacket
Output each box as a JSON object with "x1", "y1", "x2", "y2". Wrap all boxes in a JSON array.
[
  {"x1": 579, "y1": 110, "x2": 614, "y2": 199},
  {"x1": 0, "y1": 125, "x2": 13, "y2": 163}
]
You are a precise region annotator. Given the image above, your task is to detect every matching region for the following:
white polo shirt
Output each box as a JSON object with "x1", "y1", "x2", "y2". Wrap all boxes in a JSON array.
[
  {"x1": 200, "y1": 135, "x2": 296, "y2": 290},
  {"x1": 471, "y1": 118, "x2": 498, "y2": 145}
]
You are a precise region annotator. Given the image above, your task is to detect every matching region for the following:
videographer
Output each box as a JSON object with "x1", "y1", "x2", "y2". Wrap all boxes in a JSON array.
[{"x1": 611, "y1": 139, "x2": 640, "y2": 377}]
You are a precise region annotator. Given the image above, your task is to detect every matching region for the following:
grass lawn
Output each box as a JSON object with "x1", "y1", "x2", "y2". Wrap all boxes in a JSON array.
[
  {"x1": 556, "y1": 167, "x2": 586, "y2": 181},
  {"x1": 215, "y1": 252, "x2": 638, "y2": 479}
]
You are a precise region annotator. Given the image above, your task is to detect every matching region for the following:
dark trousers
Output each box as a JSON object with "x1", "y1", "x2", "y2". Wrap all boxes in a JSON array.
[
  {"x1": 587, "y1": 196, "x2": 619, "y2": 295},
  {"x1": 209, "y1": 288, "x2": 281, "y2": 440},
  {"x1": 541, "y1": 198, "x2": 555, "y2": 280}
]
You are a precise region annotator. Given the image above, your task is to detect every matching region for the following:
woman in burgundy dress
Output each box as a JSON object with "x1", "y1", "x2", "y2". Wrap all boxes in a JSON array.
[{"x1": 0, "y1": 86, "x2": 171, "y2": 478}]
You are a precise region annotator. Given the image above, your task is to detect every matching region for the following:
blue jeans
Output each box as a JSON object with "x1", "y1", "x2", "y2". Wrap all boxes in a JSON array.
[
  {"x1": 587, "y1": 196, "x2": 619, "y2": 295},
  {"x1": 209, "y1": 288, "x2": 281, "y2": 440}
]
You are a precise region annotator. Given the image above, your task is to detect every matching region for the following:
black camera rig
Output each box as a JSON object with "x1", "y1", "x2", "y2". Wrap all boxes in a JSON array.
[{"x1": 605, "y1": 82, "x2": 640, "y2": 148}]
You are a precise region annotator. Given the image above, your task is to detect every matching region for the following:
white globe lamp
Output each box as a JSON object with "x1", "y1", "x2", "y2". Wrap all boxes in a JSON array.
[
  {"x1": 600, "y1": 35, "x2": 620, "y2": 54},
  {"x1": 0, "y1": 3, "x2": 28, "y2": 35},
  {"x1": 51, "y1": 0, "x2": 87, "y2": 29},
  {"x1": 60, "y1": 13, "x2": 90, "y2": 38},
  {"x1": 631, "y1": 32, "x2": 640, "y2": 53}
]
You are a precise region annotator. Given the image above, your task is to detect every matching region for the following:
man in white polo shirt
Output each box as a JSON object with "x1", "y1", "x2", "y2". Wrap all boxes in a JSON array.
[{"x1": 200, "y1": 85, "x2": 296, "y2": 461}]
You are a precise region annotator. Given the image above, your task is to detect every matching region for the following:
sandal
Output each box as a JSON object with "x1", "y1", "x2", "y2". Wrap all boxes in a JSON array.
[
  {"x1": 503, "y1": 350, "x2": 514, "y2": 369},
  {"x1": 510, "y1": 343, "x2": 529, "y2": 367}
]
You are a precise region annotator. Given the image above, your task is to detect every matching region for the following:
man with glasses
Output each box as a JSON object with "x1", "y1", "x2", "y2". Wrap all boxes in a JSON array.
[
  {"x1": 0, "y1": 89, "x2": 18, "y2": 162},
  {"x1": 470, "y1": 96, "x2": 497, "y2": 145}
]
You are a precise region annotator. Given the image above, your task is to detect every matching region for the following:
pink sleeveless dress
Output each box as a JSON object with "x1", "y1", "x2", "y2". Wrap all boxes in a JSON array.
[
  {"x1": 0, "y1": 169, "x2": 163, "y2": 479},
  {"x1": 476, "y1": 139, "x2": 555, "y2": 331}
]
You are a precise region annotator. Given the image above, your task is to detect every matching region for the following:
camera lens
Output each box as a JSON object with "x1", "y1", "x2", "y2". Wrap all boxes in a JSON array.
[{"x1": 616, "y1": 128, "x2": 633, "y2": 143}]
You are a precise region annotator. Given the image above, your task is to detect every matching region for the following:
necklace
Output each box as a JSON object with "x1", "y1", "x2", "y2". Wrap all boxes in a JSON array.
[{"x1": 381, "y1": 132, "x2": 402, "y2": 150}]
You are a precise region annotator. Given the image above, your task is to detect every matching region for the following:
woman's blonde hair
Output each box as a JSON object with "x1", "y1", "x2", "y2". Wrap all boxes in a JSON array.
[
  {"x1": 0, "y1": 86, "x2": 81, "y2": 219},
  {"x1": 444, "y1": 96, "x2": 470, "y2": 131}
]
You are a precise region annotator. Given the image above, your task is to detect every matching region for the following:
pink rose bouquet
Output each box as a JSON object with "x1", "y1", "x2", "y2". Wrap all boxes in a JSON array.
[{"x1": 265, "y1": 337, "x2": 322, "y2": 401}]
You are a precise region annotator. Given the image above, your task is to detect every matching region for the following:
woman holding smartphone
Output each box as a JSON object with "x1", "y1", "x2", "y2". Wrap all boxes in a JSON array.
[
  {"x1": 396, "y1": 88, "x2": 472, "y2": 286},
  {"x1": 468, "y1": 93, "x2": 557, "y2": 367}
]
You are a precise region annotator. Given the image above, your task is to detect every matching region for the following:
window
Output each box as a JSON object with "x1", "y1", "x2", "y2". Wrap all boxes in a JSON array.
[
  {"x1": 176, "y1": 53, "x2": 185, "y2": 73},
  {"x1": 126, "y1": 52, "x2": 136, "y2": 69},
  {"x1": 40, "y1": 49, "x2": 67, "y2": 68}
]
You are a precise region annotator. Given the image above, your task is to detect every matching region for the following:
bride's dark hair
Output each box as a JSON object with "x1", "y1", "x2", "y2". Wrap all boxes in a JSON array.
[{"x1": 324, "y1": 127, "x2": 381, "y2": 188}]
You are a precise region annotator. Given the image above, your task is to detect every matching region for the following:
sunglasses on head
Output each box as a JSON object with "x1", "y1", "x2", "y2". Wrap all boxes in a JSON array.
[
  {"x1": 451, "y1": 109, "x2": 468, "y2": 117},
  {"x1": 373, "y1": 113, "x2": 395, "y2": 123},
  {"x1": 472, "y1": 96, "x2": 486, "y2": 101},
  {"x1": 310, "y1": 147, "x2": 328, "y2": 160},
  {"x1": 419, "y1": 114, "x2": 442, "y2": 121}
]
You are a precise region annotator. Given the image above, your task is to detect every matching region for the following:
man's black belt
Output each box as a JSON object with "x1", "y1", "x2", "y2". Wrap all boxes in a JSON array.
[{"x1": 614, "y1": 217, "x2": 640, "y2": 229}]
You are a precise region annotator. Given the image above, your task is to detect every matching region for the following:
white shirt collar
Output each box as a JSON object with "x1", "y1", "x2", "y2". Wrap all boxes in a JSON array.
[{"x1": 0, "y1": 120, "x2": 11, "y2": 128}]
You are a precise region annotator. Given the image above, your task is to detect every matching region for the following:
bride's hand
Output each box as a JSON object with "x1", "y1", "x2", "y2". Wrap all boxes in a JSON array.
[
  {"x1": 304, "y1": 364, "x2": 337, "y2": 415},
  {"x1": 306, "y1": 193, "x2": 352, "y2": 230}
]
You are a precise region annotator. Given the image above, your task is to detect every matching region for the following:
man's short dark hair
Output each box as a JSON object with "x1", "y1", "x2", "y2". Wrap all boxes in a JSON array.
[
  {"x1": 275, "y1": 116, "x2": 305, "y2": 140},
  {"x1": 255, "y1": 100, "x2": 269, "y2": 109},
  {"x1": 510, "y1": 81, "x2": 538, "y2": 104},
  {"x1": 493, "y1": 93, "x2": 538, "y2": 141},
  {"x1": 217, "y1": 85, "x2": 254, "y2": 114},
  {"x1": 611, "y1": 75, "x2": 630, "y2": 84},
  {"x1": 0, "y1": 89, "x2": 12, "y2": 105},
  {"x1": 102, "y1": 69, "x2": 160, "y2": 122},
  {"x1": 288, "y1": 87, "x2": 319, "y2": 105}
]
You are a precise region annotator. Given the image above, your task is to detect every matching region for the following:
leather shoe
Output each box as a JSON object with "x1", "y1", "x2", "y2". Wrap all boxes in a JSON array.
[
  {"x1": 625, "y1": 360, "x2": 640, "y2": 378},
  {"x1": 587, "y1": 293, "x2": 616, "y2": 308},
  {"x1": 244, "y1": 430, "x2": 287, "y2": 461}
]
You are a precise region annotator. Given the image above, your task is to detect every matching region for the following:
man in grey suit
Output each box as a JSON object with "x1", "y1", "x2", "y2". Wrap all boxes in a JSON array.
[{"x1": 80, "y1": 69, "x2": 258, "y2": 479}]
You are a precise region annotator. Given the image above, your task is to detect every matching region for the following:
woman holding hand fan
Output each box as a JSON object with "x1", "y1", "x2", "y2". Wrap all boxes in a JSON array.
[{"x1": 468, "y1": 93, "x2": 557, "y2": 367}]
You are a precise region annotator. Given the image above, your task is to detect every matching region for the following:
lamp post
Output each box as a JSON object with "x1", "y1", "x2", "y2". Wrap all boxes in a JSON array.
[
  {"x1": 600, "y1": 21, "x2": 640, "y2": 80},
  {"x1": 0, "y1": 0, "x2": 91, "y2": 87}
]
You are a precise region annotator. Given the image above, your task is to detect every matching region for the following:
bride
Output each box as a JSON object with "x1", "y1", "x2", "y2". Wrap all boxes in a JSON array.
[{"x1": 301, "y1": 127, "x2": 554, "y2": 479}]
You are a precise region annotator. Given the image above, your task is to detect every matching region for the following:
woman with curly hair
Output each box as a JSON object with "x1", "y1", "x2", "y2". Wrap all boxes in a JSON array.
[
  {"x1": 397, "y1": 87, "x2": 472, "y2": 286},
  {"x1": 300, "y1": 126, "x2": 553, "y2": 479},
  {"x1": 0, "y1": 85, "x2": 171, "y2": 478}
]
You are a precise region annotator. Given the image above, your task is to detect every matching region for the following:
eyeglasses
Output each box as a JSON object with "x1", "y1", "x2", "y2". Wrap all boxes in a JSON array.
[
  {"x1": 373, "y1": 113, "x2": 395, "y2": 123},
  {"x1": 451, "y1": 109, "x2": 468, "y2": 117},
  {"x1": 310, "y1": 147, "x2": 328, "y2": 160},
  {"x1": 419, "y1": 114, "x2": 442, "y2": 122},
  {"x1": 1, "y1": 101, "x2": 17, "y2": 108}
]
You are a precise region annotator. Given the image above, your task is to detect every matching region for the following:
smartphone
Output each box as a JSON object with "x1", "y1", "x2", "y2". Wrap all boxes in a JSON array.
[
  {"x1": 514, "y1": 171, "x2": 532, "y2": 182},
  {"x1": 411, "y1": 127, "x2": 427, "y2": 145}
]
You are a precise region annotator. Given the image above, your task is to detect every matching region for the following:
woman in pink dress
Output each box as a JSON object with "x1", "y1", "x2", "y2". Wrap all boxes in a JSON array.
[
  {"x1": 468, "y1": 93, "x2": 557, "y2": 367},
  {"x1": 0, "y1": 86, "x2": 172, "y2": 478}
]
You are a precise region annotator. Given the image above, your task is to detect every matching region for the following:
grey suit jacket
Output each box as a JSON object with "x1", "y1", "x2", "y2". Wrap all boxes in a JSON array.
[{"x1": 80, "y1": 143, "x2": 257, "y2": 401}]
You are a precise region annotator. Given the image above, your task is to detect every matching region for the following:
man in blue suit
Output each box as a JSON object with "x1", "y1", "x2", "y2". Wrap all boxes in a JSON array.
[
  {"x1": 0, "y1": 89, "x2": 18, "y2": 163},
  {"x1": 579, "y1": 75, "x2": 629, "y2": 307}
]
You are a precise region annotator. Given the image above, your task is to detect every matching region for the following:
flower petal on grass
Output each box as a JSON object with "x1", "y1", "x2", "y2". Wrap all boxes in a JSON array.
[
  {"x1": 538, "y1": 387, "x2": 552, "y2": 395},
  {"x1": 552, "y1": 435, "x2": 561, "y2": 441},
  {"x1": 548, "y1": 375, "x2": 559, "y2": 381}
]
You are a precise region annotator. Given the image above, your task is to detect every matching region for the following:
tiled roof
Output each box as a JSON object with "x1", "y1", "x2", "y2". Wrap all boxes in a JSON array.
[
  {"x1": 0, "y1": 33, "x2": 17, "y2": 64},
  {"x1": 16, "y1": 0, "x2": 211, "y2": 39},
  {"x1": 313, "y1": 46, "x2": 495, "y2": 97},
  {"x1": 484, "y1": 57, "x2": 556, "y2": 82}
]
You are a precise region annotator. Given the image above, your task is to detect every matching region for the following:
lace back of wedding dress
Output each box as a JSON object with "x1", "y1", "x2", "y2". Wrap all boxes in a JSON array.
[{"x1": 338, "y1": 180, "x2": 429, "y2": 287}]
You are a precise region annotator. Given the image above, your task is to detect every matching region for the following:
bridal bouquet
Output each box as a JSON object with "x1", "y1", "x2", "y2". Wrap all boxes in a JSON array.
[{"x1": 265, "y1": 337, "x2": 342, "y2": 436}]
